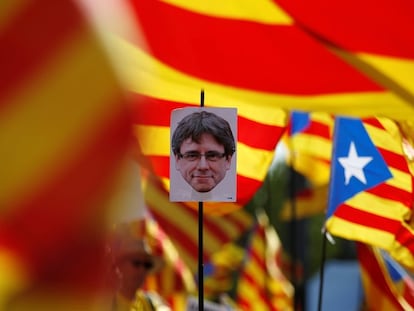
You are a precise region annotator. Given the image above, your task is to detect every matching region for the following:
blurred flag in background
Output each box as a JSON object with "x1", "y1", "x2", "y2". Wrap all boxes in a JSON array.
[
  {"x1": 236, "y1": 212, "x2": 293, "y2": 310},
  {"x1": 357, "y1": 243, "x2": 414, "y2": 310},
  {"x1": 0, "y1": 0, "x2": 135, "y2": 309}
]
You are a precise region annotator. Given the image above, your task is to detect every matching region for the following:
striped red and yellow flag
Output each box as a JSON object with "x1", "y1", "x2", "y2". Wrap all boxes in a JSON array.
[
  {"x1": 357, "y1": 243, "x2": 414, "y2": 310},
  {"x1": 236, "y1": 212, "x2": 293, "y2": 311},
  {"x1": 108, "y1": 0, "x2": 414, "y2": 214},
  {"x1": 0, "y1": 0, "x2": 134, "y2": 309},
  {"x1": 276, "y1": 0, "x2": 414, "y2": 121},
  {"x1": 143, "y1": 176, "x2": 253, "y2": 273},
  {"x1": 280, "y1": 111, "x2": 334, "y2": 220},
  {"x1": 326, "y1": 117, "x2": 414, "y2": 270},
  {"x1": 286, "y1": 111, "x2": 334, "y2": 187},
  {"x1": 142, "y1": 217, "x2": 196, "y2": 298}
]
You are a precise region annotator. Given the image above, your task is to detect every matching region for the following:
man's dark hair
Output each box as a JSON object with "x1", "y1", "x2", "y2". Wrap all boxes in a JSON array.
[{"x1": 172, "y1": 110, "x2": 235, "y2": 157}]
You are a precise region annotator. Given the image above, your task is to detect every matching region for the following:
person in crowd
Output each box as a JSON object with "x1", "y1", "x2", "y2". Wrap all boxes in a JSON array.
[{"x1": 107, "y1": 221, "x2": 171, "y2": 311}]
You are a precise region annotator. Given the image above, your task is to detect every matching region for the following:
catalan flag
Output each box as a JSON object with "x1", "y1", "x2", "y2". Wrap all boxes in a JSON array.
[
  {"x1": 236, "y1": 212, "x2": 293, "y2": 311},
  {"x1": 0, "y1": 0, "x2": 134, "y2": 309},
  {"x1": 125, "y1": 217, "x2": 196, "y2": 299},
  {"x1": 286, "y1": 111, "x2": 334, "y2": 187},
  {"x1": 204, "y1": 243, "x2": 245, "y2": 301},
  {"x1": 357, "y1": 243, "x2": 414, "y2": 310},
  {"x1": 326, "y1": 116, "x2": 414, "y2": 269},
  {"x1": 143, "y1": 176, "x2": 253, "y2": 273},
  {"x1": 276, "y1": 0, "x2": 414, "y2": 119},
  {"x1": 280, "y1": 111, "x2": 334, "y2": 219}
]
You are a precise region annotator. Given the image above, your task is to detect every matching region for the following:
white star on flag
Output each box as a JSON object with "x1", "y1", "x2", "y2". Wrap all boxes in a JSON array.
[{"x1": 338, "y1": 141, "x2": 373, "y2": 185}]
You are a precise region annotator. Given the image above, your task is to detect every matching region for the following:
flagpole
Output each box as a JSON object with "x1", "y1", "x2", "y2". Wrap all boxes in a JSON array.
[
  {"x1": 289, "y1": 155, "x2": 298, "y2": 310},
  {"x1": 198, "y1": 89, "x2": 204, "y2": 310},
  {"x1": 317, "y1": 228, "x2": 328, "y2": 311}
]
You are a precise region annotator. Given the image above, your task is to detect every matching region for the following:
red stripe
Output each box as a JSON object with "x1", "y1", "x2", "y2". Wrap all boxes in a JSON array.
[
  {"x1": 149, "y1": 205, "x2": 201, "y2": 263},
  {"x1": 129, "y1": 0, "x2": 382, "y2": 95},
  {"x1": 239, "y1": 117, "x2": 286, "y2": 150},
  {"x1": 132, "y1": 95, "x2": 192, "y2": 126},
  {"x1": 144, "y1": 156, "x2": 169, "y2": 178},
  {"x1": 303, "y1": 119, "x2": 332, "y2": 139},
  {"x1": 367, "y1": 183, "x2": 412, "y2": 208},
  {"x1": 356, "y1": 243, "x2": 400, "y2": 304},
  {"x1": 378, "y1": 146, "x2": 411, "y2": 173},
  {"x1": 237, "y1": 175, "x2": 263, "y2": 205},
  {"x1": 0, "y1": 102, "x2": 131, "y2": 281},
  {"x1": 277, "y1": 0, "x2": 414, "y2": 58},
  {"x1": 0, "y1": 1, "x2": 85, "y2": 107},
  {"x1": 362, "y1": 117, "x2": 384, "y2": 129},
  {"x1": 335, "y1": 204, "x2": 400, "y2": 234},
  {"x1": 395, "y1": 225, "x2": 414, "y2": 255}
]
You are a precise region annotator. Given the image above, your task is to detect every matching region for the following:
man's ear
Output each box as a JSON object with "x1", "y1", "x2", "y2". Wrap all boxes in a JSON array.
[
  {"x1": 225, "y1": 155, "x2": 232, "y2": 170},
  {"x1": 174, "y1": 154, "x2": 180, "y2": 170}
]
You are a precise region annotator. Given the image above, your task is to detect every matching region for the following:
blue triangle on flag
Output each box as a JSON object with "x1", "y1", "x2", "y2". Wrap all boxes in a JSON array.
[
  {"x1": 290, "y1": 111, "x2": 310, "y2": 135},
  {"x1": 327, "y1": 117, "x2": 392, "y2": 218}
]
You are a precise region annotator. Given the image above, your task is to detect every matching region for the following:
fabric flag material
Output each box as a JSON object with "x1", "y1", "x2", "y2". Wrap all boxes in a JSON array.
[
  {"x1": 109, "y1": 0, "x2": 378, "y2": 213},
  {"x1": 326, "y1": 116, "x2": 414, "y2": 269},
  {"x1": 127, "y1": 218, "x2": 196, "y2": 299},
  {"x1": 0, "y1": 0, "x2": 134, "y2": 310},
  {"x1": 236, "y1": 212, "x2": 293, "y2": 311},
  {"x1": 275, "y1": 0, "x2": 414, "y2": 121},
  {"x1": 286, "y1": 111, "x2": 334, "y2": 187},
  {"x1": 204, "y1": 243, "x2": 245, "y2": 300},
  {"x1": 357, "y1": 243, "x2": 414, "y2": 310},
  {"x1": 143, "y1": 176, "x2": 253, "y2": 273},
  {"x1": 280, "y1": 111, "x2": 334, "y2": 220}
]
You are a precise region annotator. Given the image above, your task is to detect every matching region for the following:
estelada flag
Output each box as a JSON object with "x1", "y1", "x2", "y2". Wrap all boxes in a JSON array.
[{"x1": 326, "y1": 116, "x2": 414, "y2": 270}]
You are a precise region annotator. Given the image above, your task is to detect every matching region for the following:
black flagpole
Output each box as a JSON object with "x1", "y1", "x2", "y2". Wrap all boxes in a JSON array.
[
  {"x1": 198, "y1": 89, "x2": 204, "y2": 310},
  {"x1": 317, "y1": 228, "x2": 328, "y2": 311},
  {"x1": 289, "y1": 159, "x2": 298, "y2": 309}
]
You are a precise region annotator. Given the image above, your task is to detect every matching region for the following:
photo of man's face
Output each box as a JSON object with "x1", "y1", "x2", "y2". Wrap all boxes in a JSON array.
[
  {"x1": 170, "y1": 107, "x2": 237, "y2": 202},
  {"x1": 175, "y1": 133, "x2": 232, "y2": 192}
]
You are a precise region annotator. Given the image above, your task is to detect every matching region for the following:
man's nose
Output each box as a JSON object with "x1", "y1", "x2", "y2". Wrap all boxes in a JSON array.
[{"x1": 196, "y1": 156, "x2": 209, "y2": 168}]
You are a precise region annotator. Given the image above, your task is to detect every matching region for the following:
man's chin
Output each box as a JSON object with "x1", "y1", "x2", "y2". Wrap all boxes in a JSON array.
[
  {"x1": 193, "y1": 187, "x2": 211, "y2": 192},
  {"x1": 192, "y1": 184, "x2": 214, "y2": 193}
]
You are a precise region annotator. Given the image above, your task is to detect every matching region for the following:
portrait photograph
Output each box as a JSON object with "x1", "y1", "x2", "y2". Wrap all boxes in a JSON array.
[{"x1": 169, "y1": 107, "x2": 237, "y2": 202}]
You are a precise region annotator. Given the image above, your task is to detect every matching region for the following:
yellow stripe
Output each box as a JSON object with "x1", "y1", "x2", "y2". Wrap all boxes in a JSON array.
[
  {"x1": 162, "y1": 0, "x2": 293, "y2": 25},
  {"x1": 0, "y1": 29, "x2": 123, "y2": 208},
  {"x1": 291, "y1": 135, "x2": 332, "y2": 159},
  {"x1": 347, "y1": 192, "x2": 409, "y2": 221},
  {"x1": 332, "y1": 227, "x2": 414, "y2": 275},
  {"x1": 134, "y1": 125, "x2": 170, "y2": 156},
  {"x1": 386, "y1": 167, "x2": 412, "y2": 191},
  {"x1": 388, "y1": 222, "x2": 414, "y2": 270},
  {"x1": 0, "y1": 250, "x2": 29, "y2": 307},
  {"x1": 326, "y1": 217, "x2": 394, "y2": 249},
  {"x1": 186, "y1": 201, "x2": 243, "y2": 215},
  {"x1": 310, "y1": 112, "x2": 335, "y2": 126},
  {"x1": 365, "y1": 118, "x2": 403, "y2": 153},
  {"x1": 358, "y1": 52, "x2": 414, "y2": 99},
  {"x1": 0, "y1": 0, "x2": 28, "y2": 30},
  {"x1": 146, "y1": 182, "x2": 228, "y2": 270},
  {"x1": 237, "y1": 142, "x2": 275, "y2": 180},
  {"x1": 107, "y1": 35, "x2": 414, "y2": 122},
  {"x1": 364, "y1": 118, "x2": 412, "y2": 190},
  {"x1": 238, "y1": 281, "x2": 267, "y2": 309}
]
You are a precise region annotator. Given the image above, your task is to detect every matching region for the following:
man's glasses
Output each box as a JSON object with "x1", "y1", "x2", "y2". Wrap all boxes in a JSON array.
[
  {"x1": 178, "y1": 151, "x2": 226, "y2": 162},
  {"x1": 131, "y1": 260, "x2": 153, "y2": 270}
]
